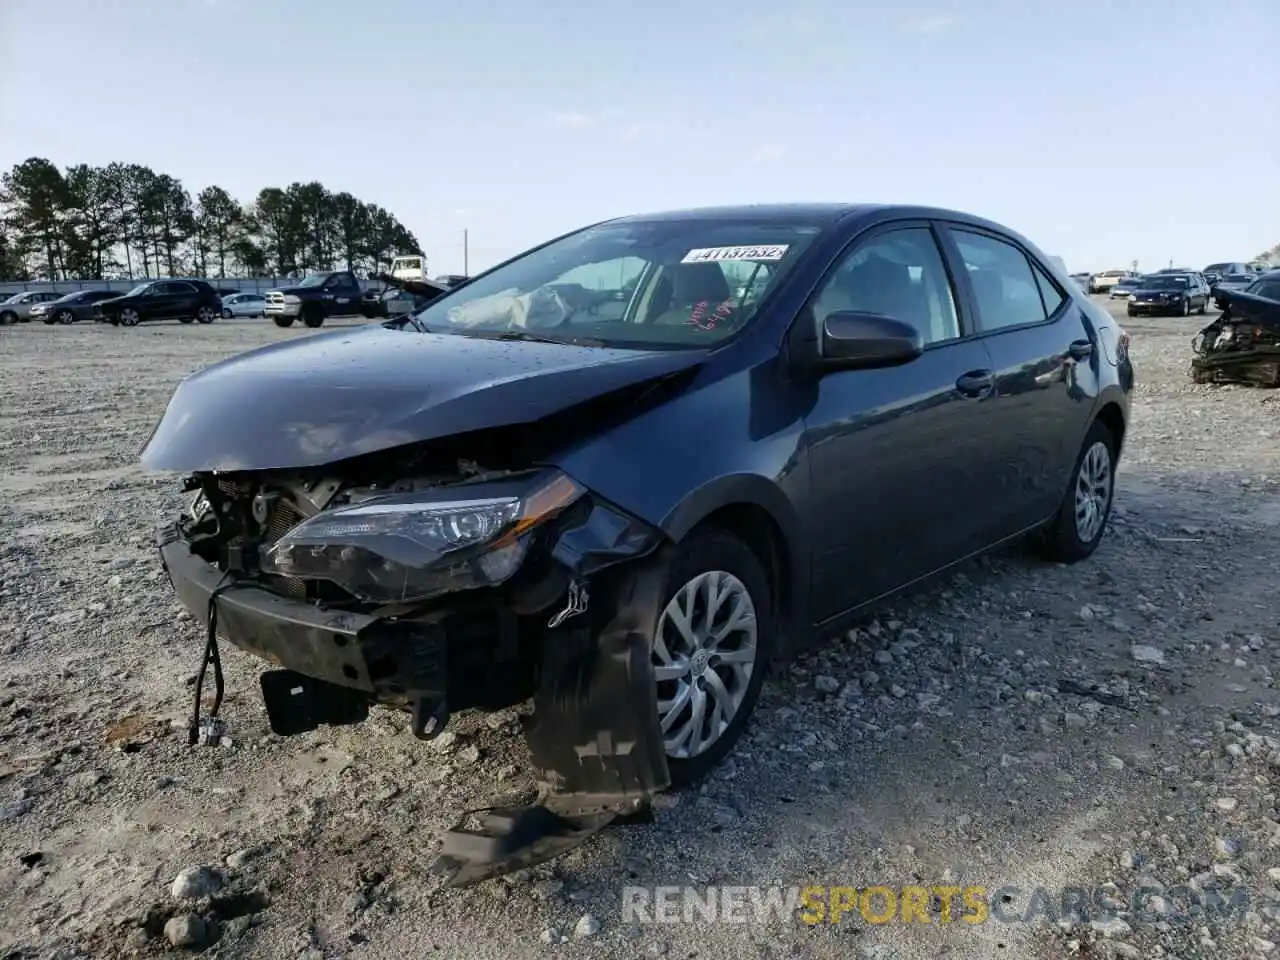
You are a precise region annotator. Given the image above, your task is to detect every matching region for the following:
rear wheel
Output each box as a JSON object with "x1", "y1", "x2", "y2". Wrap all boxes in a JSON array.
[
  {"x1": 273, "y1": 316, "x2": 295, "y2": 328},
  {"x1": 1037, "y1": 419, "x2": 1117, "y2": 563},
  {"x1": 196, "y1": 306, "x2": 216, "y2": 324},
  {"x1": 0, "y1": 311, "x2": 15, "y2": 326},
  {"x1": 651, "y1": 530, "x2": 774, "y2": 787},
  {"x1": 302, "y1": 305, "x2": 325, "y2": 328}
]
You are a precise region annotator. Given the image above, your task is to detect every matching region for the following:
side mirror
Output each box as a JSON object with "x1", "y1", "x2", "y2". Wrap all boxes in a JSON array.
[{"x1": 819, "y1": 311, "x2": 923, "y2": 370}]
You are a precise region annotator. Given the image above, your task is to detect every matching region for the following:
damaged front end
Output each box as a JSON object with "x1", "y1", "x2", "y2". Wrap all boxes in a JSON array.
[
  {"x1": 1191, "y1": 291, "x2": 1280, "y2": 387},
  {"x1": 155, "y1": 443, "x2": 673, "y2": 884}
]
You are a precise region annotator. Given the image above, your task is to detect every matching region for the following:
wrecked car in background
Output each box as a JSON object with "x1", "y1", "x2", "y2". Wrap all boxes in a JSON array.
[
  {"x1": 141, "y1": 203, "x2": 1133, "y2": 885},
  {"x1": 1192, "y1": 271, "x2": 1280, "y2": 386}
]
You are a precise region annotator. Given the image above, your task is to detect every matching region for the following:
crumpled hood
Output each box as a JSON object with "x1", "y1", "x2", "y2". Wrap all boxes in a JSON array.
[{"x1": 140, "y1": 324, "x2": 706, "y2": 472}]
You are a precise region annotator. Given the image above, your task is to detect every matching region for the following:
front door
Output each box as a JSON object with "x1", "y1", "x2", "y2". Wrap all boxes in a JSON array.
[{"x1": 799, "y1": 222, "x2": 1000, "y2": 622}]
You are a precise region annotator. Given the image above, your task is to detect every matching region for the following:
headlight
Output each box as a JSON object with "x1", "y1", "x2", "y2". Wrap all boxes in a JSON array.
[{"x1": 259, "y1": 471, "x2": 584, "y2": 604}]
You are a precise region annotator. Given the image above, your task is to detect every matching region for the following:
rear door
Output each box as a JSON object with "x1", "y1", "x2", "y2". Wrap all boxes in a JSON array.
[
  {"x1": 936, "y1": 222, "x2": 1099, "y2": 539},
  {"x1": 169, "y1": 281, "x2": 201, "y2": 318},
  {"x1": 799, "y1": 221, "x2": 1000, "y2": 620}
]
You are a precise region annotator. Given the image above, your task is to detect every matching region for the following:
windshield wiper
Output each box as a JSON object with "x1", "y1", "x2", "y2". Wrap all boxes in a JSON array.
[
  {"x1": 384, "y1": 313, "x2": 427, "y2": 332},
  {"x1": 485, "y1": 330, "x2": 606, "y2": 347}
]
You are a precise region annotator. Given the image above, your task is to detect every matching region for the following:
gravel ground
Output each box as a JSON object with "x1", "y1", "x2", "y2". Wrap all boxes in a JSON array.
[{"x1": 2, "y1": 303, "x2": 1279, "y2": 960}]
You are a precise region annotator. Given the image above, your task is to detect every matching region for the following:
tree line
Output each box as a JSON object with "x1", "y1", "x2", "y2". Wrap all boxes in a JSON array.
[{"x1": 0, "y1": 158, "x2": 421, "y2": 282}]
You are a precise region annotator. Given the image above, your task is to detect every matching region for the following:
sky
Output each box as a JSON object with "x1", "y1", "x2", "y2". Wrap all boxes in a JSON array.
[{"x1": 1, "y1": 0, "x2": 1277, "y2": 276}]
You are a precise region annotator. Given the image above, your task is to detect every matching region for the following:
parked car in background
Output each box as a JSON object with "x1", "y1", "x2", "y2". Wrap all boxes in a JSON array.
[
  {"x1": 142, "y1": 202, "x2": 1133, "y2": 882},
  {"x1": 1090, "y1": 270, "x2": 1133, "y2": 293},
  {"x1": 1109, "y1": 276, "x2": 1144, "y2": 300},
  {"x1": 263, "y1": 270, "x2": 364, "y2": 328},
  {"x1": 1212, "y1": 272, "x2": 1257, "y2": 309},
  {"x1": 1127, "y1": 273, "x2": 1209, "y2": 316},
  {"x1": 221, "y1": 292, "x2": 267, "y2": 318},
  {"x1": 95, "y1": 279, "x2": 223, "y2": 326},
  {"x1": 1203, "y1": 262, "x2": 1252, "y2": 286},
  {"x1": 0, "y1": 290, "x2": 64, "y2": 324},
  {"x1": 36, "y1": 289, "x2": 122, "y2": 324}
]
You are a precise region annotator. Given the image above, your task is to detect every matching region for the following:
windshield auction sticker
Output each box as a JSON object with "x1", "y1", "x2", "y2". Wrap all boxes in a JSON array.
[{"x1": 681, "y1": 245, "x2": 790, "y2": 264}]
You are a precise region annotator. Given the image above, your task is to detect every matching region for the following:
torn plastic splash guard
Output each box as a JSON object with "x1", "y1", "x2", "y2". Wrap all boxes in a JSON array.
[{"x1": 432, "y1": 554, "x2": 672, "y2": 886}]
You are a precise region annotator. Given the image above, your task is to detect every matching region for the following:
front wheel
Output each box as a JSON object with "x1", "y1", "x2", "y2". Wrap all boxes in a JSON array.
[
  {"x1": 57, "y1": 309, "x2": 75, "y2": 325},
  {"x1": 119, "y1": 308, "x2": 140, "y2": 327},
  {"x1": 1036, "y1": 419, "x2": 1117, "y2": 564},
  {"x1": 273, "y1": 316, "x2": 295, "y2": 328},
  {"x1": 196, "y1": 306, "x2": 216, "y2": 324},
  {"x1": 1179, "y1": 298, "x2": 1190, "y2": 317},
  {"x1": 650, "y1": 530, "x2": 774, "y2": 787}
]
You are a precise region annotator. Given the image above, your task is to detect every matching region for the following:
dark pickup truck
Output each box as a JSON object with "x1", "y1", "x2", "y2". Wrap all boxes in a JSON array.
[{"x1": 263, "y1": 270, "x2": 365, "y2": 328}]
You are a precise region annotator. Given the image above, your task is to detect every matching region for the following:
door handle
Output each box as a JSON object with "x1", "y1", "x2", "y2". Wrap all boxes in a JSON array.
[
  {"x1": 955, "y1": 370, "x2": 994, "y2": 398},
  {"x1": 1068, "y1": 339, "x2": 1093, "y2": 360}
]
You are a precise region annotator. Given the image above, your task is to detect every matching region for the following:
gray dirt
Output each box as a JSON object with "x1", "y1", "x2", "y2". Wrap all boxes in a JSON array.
[{"x1": 1, "y1": 305, "x2": 1278, "y2": 960}]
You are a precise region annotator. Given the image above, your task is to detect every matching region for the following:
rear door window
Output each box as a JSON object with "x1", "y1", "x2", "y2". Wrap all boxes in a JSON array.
[{"x1": 950, "y1": 230, "x2": 1049, "y2": 332}]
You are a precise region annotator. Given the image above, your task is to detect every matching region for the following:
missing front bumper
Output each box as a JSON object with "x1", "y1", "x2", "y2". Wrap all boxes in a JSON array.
[{"x1": 157, "y1": 526, "x2": 672, "y2": 885}]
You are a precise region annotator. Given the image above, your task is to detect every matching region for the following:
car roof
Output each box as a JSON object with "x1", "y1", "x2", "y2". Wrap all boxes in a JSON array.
[{"x1": 605, "y1": 202, "x2": 1025, "y2": 233}]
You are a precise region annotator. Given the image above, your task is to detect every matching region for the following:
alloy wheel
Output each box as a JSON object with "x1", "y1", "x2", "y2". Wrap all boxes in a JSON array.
[
  {"x1": 1074, "y1": 440, "x2": 1112, "y2": 544},
  {"x1": 58, "y1": 310, "x2": 75, "y2": 324},
  {"x1": 197, "y1": 306, "x2": 216, "y2": 324},
  {"x1": 653, "y1": 570, "x2": 759, "y2": 760},
  {"x1": 120, "y1": 308, "x2": 139, "y2": 327}
]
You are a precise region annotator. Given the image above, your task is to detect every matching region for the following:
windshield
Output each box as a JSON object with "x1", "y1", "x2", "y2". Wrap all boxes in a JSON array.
[
  {"x1": 54, "y1": 291, "x2": 86, "y2": 302},
  {"x1": 1204, "y1": 263, "x2": 1232, "y2": 272},
  {"x1": 1, "y1": 292, "x2": 25, "y2": 304},
  {"x1": 126, "y1": 283, "x2": 152, "y2": 296},
  {"x1": 297, "y1": 274, "x2": 332, "y2": 288},
  {"x1": 1139, "y1": 276, "x2": 1189, "y2": 290},
  {"x1": 406, "y1": 218, "x2": 822, "y2": 348}
]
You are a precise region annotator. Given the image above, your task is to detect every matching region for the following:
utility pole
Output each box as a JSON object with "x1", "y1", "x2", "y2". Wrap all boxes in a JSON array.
[{"x1": 463, "y1": 229, "x2": 469, "y2": 275}]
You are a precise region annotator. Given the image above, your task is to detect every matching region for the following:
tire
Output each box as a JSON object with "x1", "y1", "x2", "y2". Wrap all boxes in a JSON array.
[
  {"x1": 57, "y1": 310, "x2": 75, "y2": 324},
  {"x1": 1126, "y1": 306, "x2": 1135, "y2": 317},
  {"x1": 1179, "y1": 298, "x2": 1189, "y2": 317},
  {"x1": 302, "y1": 305, "x2": 324, "y2": 328},
  {"x1": 1197, "y1": 299, "x2": 1207, "y2": 315},
  {"x1": 1037, "y1": 419, "x2": 1117, "y2": 564},
  {"x1": 0, "y1": 311, "x2": 16, "y2": 326},
  {"x1": 273, "y1": 316, "x2": 295, "y2": 328},
  {"x1": 649, "y1": 529, "x2": 775, "y2": 787},
  {"x1": 119, "y1": 308, "x2": 140, "y2": 327},
  {"x1": 196, "y1": 306, "x2": 216, "y2": 324}
]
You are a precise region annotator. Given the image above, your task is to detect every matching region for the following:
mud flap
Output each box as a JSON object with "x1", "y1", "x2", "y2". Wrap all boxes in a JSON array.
[{"x1": 433, "y1": 553, "x2": 672, "y2": 886}]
